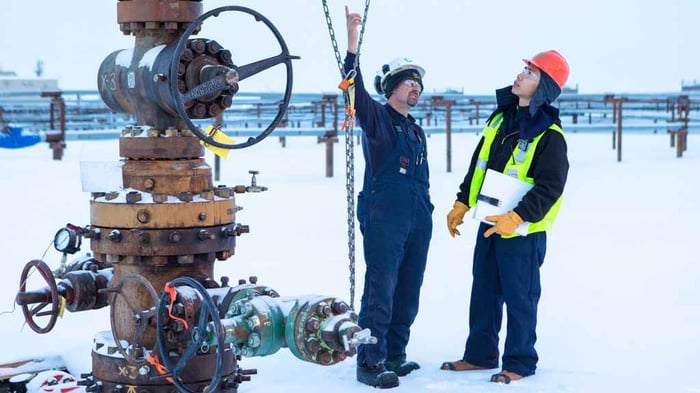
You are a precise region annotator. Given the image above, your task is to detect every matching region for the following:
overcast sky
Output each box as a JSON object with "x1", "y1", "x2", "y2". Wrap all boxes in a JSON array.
[{"x1": 1, "y1": 0, "x2": 698, "y2": 95}]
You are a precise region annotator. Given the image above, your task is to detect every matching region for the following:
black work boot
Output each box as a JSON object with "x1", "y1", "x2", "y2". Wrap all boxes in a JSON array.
[
  {"x1": 385, "y1": 356, "x2": 420, "y2": 377},
  {"x1": 356, "y1": 363, "x2": 400, "y2": 389}
]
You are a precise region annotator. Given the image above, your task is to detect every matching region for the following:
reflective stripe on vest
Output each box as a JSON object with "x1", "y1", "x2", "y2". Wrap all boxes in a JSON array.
[{"x1": 468, "y1": 112, "x2": 565, "y2": 237}]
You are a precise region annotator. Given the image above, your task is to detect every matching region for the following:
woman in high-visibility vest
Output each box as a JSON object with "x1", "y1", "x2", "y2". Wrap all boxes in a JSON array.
[{"x1": 442, "y1": 50, "x2": 570, "y2": 384}]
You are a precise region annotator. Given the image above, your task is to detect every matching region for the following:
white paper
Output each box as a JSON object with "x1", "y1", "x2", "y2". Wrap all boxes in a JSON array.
[
  {"x1": 80, "y1": 161, "x2": 124, "y2": 192},
  {"x1": 472, "y1": 169, "x2": 532, "y2": 236}
]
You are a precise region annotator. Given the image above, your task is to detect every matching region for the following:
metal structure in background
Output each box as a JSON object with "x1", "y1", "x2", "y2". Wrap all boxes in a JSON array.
[
  {"x1": 430, "y1": 96, "x2": 456, "y2": 172},
  {"x1": 14, "y1": 2, "x2": 373, "y2": 393},
  {"x1": 0, "y1": 92, "x2": 65, "y2": 158},
  {"x1": 3, "y1": 91, "x2": 700, "y2": 134},
  {"x1": 668, "y1": 95, "x2": 690, "y2": 157},
  {"x1": 41, "y1": 91, "x2": 67, "y2": 160}
]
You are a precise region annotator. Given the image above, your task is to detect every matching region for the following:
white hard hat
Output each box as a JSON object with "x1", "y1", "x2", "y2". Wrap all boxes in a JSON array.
[{"x1": 374, "y1": 57, "x2": 425, "y2": 96}]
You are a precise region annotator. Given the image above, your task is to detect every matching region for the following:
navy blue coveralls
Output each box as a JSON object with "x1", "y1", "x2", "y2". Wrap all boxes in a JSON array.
[
  {"x1": 344, "y1": 53, "x2": 433, "y2": 367},
  {"x1": 455, "y1": 87, "x2": 569, "y2": 377}
]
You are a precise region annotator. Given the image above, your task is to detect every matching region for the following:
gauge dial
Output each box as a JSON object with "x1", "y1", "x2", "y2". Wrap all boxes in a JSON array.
[{"x1": 53, "y1": 226, "x2": 81, "y2": 254}]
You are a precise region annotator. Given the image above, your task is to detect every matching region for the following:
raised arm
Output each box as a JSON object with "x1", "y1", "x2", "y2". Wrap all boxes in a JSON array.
[{"x1": 346, "y1": 5, "x2": 360, "y2": 54}]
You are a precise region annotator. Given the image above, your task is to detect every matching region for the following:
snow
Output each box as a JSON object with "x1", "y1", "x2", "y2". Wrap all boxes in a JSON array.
[
  {"x1": 139, "y1": 45, "x2": 166, "y2": 70},
  {"x1": 0, "y1": 131, "x2": 698, "y2": 393},
  {"x1": 115, "y1": 48, "x2": 134, "y2": 69}
]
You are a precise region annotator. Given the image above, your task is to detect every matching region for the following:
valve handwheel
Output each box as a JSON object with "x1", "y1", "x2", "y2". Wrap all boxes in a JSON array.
[
  {"x1": 170, "y1": 6, "x2": 299, "y2": 149},
  {"x1": 155, "y1": 277, "x2": 225, "y2": 393},
  {"x1": 109, "y1": 273, "x2": 161, "y2": 365},
  {"x1": 17, "y1": 259, "x2": 60, "y2": 334}
]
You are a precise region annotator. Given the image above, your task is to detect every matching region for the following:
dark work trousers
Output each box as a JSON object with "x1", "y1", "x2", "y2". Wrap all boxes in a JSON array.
[
  {"x1": 356, "y1": 126, "x2": 433, "y2": 367},
  {"x1": 462, "y1": 223, "x2": 546, "y2": 377}
]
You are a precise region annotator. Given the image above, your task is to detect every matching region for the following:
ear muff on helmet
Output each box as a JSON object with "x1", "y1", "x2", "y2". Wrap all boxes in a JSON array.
[
  {"x1": 374, "y1": 74, "x2": 383, "y2": 95},
  {"x1": 374, "y1": 63, "x2": 391, "y2": 95}
]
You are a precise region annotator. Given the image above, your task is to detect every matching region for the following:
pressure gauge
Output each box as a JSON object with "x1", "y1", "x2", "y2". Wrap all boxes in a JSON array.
[{"x1": 53, "y1": 225, "x2": 82, "y2": 254}]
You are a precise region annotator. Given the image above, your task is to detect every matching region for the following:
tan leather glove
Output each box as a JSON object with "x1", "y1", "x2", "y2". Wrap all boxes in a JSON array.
[
  {"x1": 447, "y1": 201, "x2": 469, "y2": 237},
  {"x1": 484, "y1": 211, "x2": 524, "y2": 238}
]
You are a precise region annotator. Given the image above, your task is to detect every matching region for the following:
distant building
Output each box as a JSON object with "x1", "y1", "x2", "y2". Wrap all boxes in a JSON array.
[
  {"x1": 0, "y1": 68, "x2": 59, "y2": 93},
  {"x1": 681, "y1": 80, "x2": 700, "y2": 92},
  {"x1": 562, "y1": 84, "x2": 578, "y2": 94}
]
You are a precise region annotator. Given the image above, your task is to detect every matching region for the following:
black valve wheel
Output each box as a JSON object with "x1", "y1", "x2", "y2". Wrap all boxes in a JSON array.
[
  {"x1": 109, "y1": 273, "x2": 160, "y2": 365},
  {"x1": 155, "y1": 277, "x2": 225, "y2": 393},
  {"x1": 17, "y1": 259, "x2": 60, "y2": 334},
  {"x1": 170, "y1": 6, "x2": 298, "y2": 150}
]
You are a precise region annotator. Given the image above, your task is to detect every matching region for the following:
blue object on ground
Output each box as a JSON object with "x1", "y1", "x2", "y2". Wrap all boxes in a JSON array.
[{"x1": 0, "y1": 126, "x2": 42, "y2": 149}]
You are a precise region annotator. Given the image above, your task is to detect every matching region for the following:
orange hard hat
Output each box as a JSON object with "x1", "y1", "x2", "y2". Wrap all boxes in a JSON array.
[{"x1": 522, "y1": 50, "x2": 570, "y2": 89}]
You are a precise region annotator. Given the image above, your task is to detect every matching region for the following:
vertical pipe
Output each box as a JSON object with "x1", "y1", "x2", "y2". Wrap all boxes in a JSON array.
[
  {"x1": 57, "y1": 96, "x2": 66, "y2": 160},
  {"x1": 49, "y1": 99, "x2": 56, "y2": 130},
  {"x1": 616, "y1": 99, "x2": 623, "y2": 163},
  {"x1": 445, "y1": 102, "x2": 452, "y2": 173},
  {"x1": 214, "y1": 113, "x2": 223, "y2": 181},
  {"x1": 59, "y1": 97, "x2": 66, "y2": 139},
  {"x1": 326, "y1": 138, "x2": 334, "y2": 178},
  {"x1": 612, "y1": 129, "x2": 616, "y2": 150}
]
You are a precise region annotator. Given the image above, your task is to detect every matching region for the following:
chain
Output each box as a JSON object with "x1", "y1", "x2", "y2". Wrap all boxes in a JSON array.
[
  {"x1": 322, "y1": 0, "x2": 369, "y2": 77},
  {"x1": 322, "y1": 0, "x2": 370, "y2": 310},
  {"x1": 322, "y1": 0, "x2": 345, "y2": 78}
]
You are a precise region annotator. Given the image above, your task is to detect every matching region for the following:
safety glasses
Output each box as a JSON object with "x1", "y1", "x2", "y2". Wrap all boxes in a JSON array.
[
  {"x1": 403, "y1": 79, "x2": 422, "y2": 90},
  {"x1": 521, "y1": 66, "x2": 540, "y2": 81}
]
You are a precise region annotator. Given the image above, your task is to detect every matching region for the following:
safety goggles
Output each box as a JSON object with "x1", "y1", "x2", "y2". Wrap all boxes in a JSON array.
[
  {"x1": 521, "y1": 66, "x2": 540, "y2": 81},
  {"x1": 403, "y1": 79, "x2": 422, "y2": 90}
]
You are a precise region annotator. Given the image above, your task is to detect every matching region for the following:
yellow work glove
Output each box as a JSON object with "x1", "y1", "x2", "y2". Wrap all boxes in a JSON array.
[
  {"x1": 446, "y1": 201, "x2": 469, "y2": 237},
  {"x1": 484, "y1": 211, "x2": 524, "y2": 238}
]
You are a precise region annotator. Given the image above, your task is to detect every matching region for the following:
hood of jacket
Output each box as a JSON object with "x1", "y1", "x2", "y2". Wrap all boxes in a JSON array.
[{"x1": 490, "y1": 84, "x2": 562, "y2": 140}]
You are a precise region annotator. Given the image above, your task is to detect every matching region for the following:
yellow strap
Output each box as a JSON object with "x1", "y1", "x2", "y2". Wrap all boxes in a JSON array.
[
  {"x1": 200, "y1": 125, "x2": 235, "y2": 159},
  {"x1": 347, "y1": 82, "x2": 356, "y2": 111}
]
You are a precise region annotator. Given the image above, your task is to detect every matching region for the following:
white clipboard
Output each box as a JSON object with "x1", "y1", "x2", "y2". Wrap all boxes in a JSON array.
[{"x1": 472, "y1": 169, "x2": 532, "y2": 236}]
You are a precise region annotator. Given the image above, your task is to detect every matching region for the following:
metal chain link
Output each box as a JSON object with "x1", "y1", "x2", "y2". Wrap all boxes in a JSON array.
[
  {"x1": 322, "y1": 0, "x2": 369, "y2": 77},
  {"x1": 322, "y1": 0, "x2": 370, "y2": 310},
  {"x1": 322, "y1": 0, "x2": 345, "y2": 78}
]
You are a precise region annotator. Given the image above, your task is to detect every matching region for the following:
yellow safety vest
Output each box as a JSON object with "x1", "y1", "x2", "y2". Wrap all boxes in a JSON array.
[{"x1": 468, "y1": 112, "x2": 564, "y2": 237}]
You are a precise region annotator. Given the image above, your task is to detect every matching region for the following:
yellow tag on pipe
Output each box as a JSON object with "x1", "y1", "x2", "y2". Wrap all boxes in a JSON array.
[
  {"x1": 200, "y1": 125, "x2": 235, "y2": 159},
  {"x1": 58, "y1": 296, "x2": 66, "y2": 318}
]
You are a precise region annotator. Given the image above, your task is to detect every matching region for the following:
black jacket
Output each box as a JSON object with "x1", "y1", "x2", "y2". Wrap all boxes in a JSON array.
[
  {"x1": 343, "y1": 52, "x2": 427, "y2": 178},
  {"x1": 456, "y1": 87, "x2": 569, "y2": 223}
]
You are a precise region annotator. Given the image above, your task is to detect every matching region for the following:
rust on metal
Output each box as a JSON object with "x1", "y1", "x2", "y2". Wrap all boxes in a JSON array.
[
  {"x1": 117, "y1": 0, "x2": 203, "y2": 26},
  {"x1": 121, "y1": 158, "x2": 213, "y2": 194},
  {"x1": 89, "y1": 225, "x2": 237, "y2": 255},
  {"x1": 119, "y1": 134, "x2": 204, "y2": 160},
  {"x1": 90, "y1": 197, "x2": 236, "y2": 228}
]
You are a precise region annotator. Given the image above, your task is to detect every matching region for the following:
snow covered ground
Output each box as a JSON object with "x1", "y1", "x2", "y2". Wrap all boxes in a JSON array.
[{"x1": 0, "y1": 130, "x2": 698, "y2": 392}]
